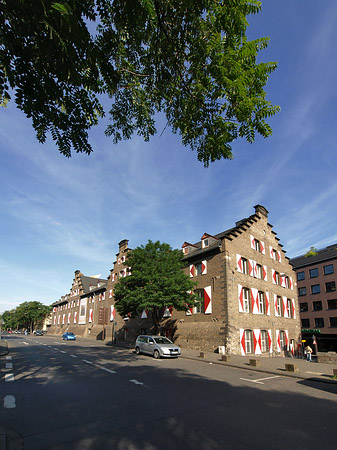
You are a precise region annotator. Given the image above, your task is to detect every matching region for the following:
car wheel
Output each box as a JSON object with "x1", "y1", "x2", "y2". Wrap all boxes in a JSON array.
[
  {"x1": 135, "y1": 346, "x2": 141, "y2": 355},
  {"x1": 153, "y1": 349, "x2": 160, "y2": 359}
]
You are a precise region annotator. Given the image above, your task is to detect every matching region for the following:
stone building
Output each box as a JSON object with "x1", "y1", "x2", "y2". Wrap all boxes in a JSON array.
[
  {"x1": 49, "y1": 206, "x2": 301, "y2": 356},
  {"x1": 291, "y1": 244, "x2": 337, "y2": 352}
]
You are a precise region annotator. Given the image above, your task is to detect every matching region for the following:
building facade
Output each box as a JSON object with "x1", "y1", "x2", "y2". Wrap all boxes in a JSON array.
[
  {"x1": 291, "y1": 245, "x2": 337, "y2": 352},
  {"x1": 49, "y1": 206, "x2": 301, "y2": 356}
]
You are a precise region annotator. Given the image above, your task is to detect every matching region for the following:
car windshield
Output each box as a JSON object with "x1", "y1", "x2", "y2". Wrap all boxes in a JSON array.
[
  {"x1": 67, "y1": 332, "x2": 74, "y2": 335},
  {"x1": 153, "y1": 337, "x2": 173, "y2": 345}
]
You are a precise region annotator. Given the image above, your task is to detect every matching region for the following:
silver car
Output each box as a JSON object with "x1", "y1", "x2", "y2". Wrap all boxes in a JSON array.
[{"x1": 135, "y1": 335, "x2": 181, "y2": 359}]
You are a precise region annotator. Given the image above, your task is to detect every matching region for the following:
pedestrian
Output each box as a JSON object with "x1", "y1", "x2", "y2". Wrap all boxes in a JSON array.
[{"x1": 305, "y1": 345, "x2": 313, "y2": 362}]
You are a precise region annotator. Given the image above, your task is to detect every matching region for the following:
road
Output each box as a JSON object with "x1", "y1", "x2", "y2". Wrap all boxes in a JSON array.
[{"x1": 1, "y1": 334, "x2": 337, "y2": 450}]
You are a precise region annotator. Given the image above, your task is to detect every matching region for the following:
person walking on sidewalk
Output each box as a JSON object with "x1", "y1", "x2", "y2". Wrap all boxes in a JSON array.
[{"x1": 305, "y1": 345, "x2": 313, "y2": 362}]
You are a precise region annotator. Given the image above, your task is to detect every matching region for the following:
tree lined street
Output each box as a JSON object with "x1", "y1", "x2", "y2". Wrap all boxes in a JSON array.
[{"x1": 1, "y1": 335, "x2": 337, "y2": 449}]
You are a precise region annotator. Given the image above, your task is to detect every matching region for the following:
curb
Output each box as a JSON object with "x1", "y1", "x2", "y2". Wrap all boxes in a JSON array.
[{"x1": 180, "y1": 355, "x2": 337, "y2": 385}]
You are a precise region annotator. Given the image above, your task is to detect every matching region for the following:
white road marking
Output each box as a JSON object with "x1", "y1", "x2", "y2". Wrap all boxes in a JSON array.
[
  {"x1": 82, "y1": 360, "x2": 93, "y2": 365},
  {"x1": 6, "y1": 356, "x2": 12, "y2": 360},
  {"x1": 70, "y1": 355, "x2": 77, "y2": 358},
  {"x1": 60, "y1": 351, "x2": 67, "y2": 354},
  {"x1": 99, "y1": 367, "x2": 117, "y2": 374},
  {"x1": 22, "y1": 342, "x2": 29, "y2": 345},
  {"x1": 6, "y1": 363, "x2": 13, "y2": 369},
  {"x1": 129, "y1": 379, "x2": 144, "y2": 385},
  {"x1": 5, "y1": 374, "x2": 14, "y2": 382},
  {"x1": 240, "y1": 375, "x2": 281, "y2": 385},
  {"x1": 4, "y1": 395, "x2": 16, "y2": 409}
]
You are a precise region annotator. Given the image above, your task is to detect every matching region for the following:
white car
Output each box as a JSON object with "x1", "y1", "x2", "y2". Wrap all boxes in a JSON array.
[{"x1": 135, "y1": 335, "x2": 181, "y2": 359}]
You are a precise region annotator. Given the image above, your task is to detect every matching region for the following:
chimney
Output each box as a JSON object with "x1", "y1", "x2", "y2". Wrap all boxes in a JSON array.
[{"x1": 254, "y1": 205, "x2": 269, "y2": 218}]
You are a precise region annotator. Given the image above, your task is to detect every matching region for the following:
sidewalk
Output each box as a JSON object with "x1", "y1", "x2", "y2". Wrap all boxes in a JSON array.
[{"x1": 179, "y1": 347, "x2": 337, "y2": 384}]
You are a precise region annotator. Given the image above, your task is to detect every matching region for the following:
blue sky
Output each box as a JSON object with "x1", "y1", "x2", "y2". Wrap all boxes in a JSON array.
[{"x1": 1, "y1": 1, "x2": 337, "y2": 313}]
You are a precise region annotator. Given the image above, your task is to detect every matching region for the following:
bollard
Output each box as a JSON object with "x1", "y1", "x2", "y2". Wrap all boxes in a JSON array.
[
  {"x1": 199, "y1": 352, "x2": 206, "y2": 358},
  {"x1": 249, "y1": 359, "x2": 261, "y2": 367},
  {"x1": 285, "y1": 363, "x2": 298, "y2": 373},
  {"x1": 333, "y1": 368, "x2": 337, "y2": 378},
  {"x1": 221, "y1": 355, "x2": 230, "y2": 362}
]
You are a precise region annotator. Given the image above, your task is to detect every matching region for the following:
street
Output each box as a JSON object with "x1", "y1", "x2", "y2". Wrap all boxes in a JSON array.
[{"x1": 1, "y1": 335, "x2": 337, "y2": 450}]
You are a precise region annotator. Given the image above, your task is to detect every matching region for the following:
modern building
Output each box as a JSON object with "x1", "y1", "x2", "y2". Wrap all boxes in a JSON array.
[
  {"x1": 291, "y1": 244, "x2": 337, "y2": 352},
  {"x1": 49, "y1": 205, "x2": 301, "y2": 356}
]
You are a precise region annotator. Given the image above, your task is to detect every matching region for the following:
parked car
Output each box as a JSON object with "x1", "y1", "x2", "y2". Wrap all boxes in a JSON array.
[
  {"x1": 35, "y1": 330, "x2": 44, "y2": 336},
  {"x1": 62, "y1": 332, "x2": 76, "y2": 341},
  {"x1": 135, "y1": 335, "x2": 181, "y2": 359}
]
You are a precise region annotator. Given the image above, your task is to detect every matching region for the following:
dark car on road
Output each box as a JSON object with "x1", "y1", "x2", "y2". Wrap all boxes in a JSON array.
[{"x1": 135, "y1": 335, "x2": 181, "y2": 359}]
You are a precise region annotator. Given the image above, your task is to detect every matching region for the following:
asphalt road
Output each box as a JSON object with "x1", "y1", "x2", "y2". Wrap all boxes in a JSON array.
[{"x1": 1, "y1": 335, "x2": 337, "y2": 450}]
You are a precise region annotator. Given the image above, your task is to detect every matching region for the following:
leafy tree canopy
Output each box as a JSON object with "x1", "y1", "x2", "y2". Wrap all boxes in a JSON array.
[
  {"x1": 1, "y1": 0, "x2": 279, "y2": 165},
  {"x1": 304, "y1": 246, "x2": 318, "y2": 258},
  {"x1": 1, "y1": 301, "x2": 51, "y2": 331},
  {"x1": 113, "y1": 240, "x2": 198, "y2": 333}
]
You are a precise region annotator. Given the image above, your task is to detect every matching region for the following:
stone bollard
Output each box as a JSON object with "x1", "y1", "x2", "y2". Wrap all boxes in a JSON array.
[
  {"x1": 333, "y1": 368, "x2": 337, "y2": 378},
  {"x1": 249, "y1": 359, "x2": 261, "y2": 367},
  {"x1": 199, "y1": 352, "x2": 206, "y2": 358},
  {"x1": 221, "y1": 355, "x2": 230, "y2": 362},
  {"x1": 285, "y1": 363, "x2": 298, "y2": 373}
]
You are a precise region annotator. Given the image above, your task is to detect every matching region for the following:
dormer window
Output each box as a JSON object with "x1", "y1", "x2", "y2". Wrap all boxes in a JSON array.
[
  {"x1": 202, "y1": 238, "x2": 209, "y2": 248},
  {"x1": 183, "y1": 247, "x2": 189, "y2": 255}
]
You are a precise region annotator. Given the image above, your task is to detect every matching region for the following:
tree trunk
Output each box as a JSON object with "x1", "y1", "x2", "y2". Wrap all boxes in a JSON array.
[{"x1": 152, "y1": 308, "x2": 160, "y2": 335}]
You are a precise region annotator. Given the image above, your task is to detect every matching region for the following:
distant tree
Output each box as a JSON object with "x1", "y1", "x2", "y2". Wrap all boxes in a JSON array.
[
  {"x1": 1, "y1": 0, "x2": 279, "y2": 165},
  {"x1": 114, "y1": 240, "x2": 198, "y2": 334},
  {"x1": 1, "y1": 310, "x2": 18, "y2": 330},
  {"x1": 304, "y1": 246, "x2": 318, "y2": 257},
  {"x1": 13, "y1": 301, "x2": 51, "y2": 332}
]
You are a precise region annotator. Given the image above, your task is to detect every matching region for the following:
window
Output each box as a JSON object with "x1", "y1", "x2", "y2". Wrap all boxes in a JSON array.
[
  {"x1": 287, "y1": 299, "x2": 293, "y2": 318},
  {"x1": 203, "y1": 238, "x2": 209, "y2": 248},
  {"x1": 301, "y1": 318, "x2": 310, "y2": 328},
  {"x1": 254, "y1": 239, "x2": 261, "y2": 252},
  {"x1": 311, "y1": 284, "x2": 320, "y2": 294},
  {"x1": 285, "y1": 276, "x2": 290, "y2": 288},
  {"x1": 313, "y1": 301, "x2": 322, "y2": 311},
  {"x1": 258, "y1": 291, "x2": 265, "y2": 314},
  {"x1": 194, "y1": 290, "x2": 205, "y2": 314},
  {"x1": 261, "y1": 330, "x2": 269, "y2": 353},
  {"x1": 297, "y1": 271, "x2": 305, "y2": 281},
  {"x1": 195, "y1": 263, "x2": 203, "y2": 276},
  {"x1": 309, "y1": 268, "x2": 319, "y2": 278},
  {"x1": 242, "y1": 258, "x2": 248, "y2": 275},
  {"x1": 242, "y1": 288, "x2": 250, "y2": 313},
  {"x1": 300, "y1": 302, "x2": 308, "y2": 312},
  {"x1": 324, "y1": 264, "x2": 334, "y2": 275},
  {"x1": 279, "y1": 331, "x2": 286, "y2": 351},
  {"x1": 256, "y1": 264, "x2": 262, "y2": 279},
  {"x1": 244, "y1": 330, "x2": 253, "y2": 354},
  {"x1": 314, "y1": 318, "x2": 324, "y2": 328},
  {"x1": 276, "y1": 296, "x2": 282, "y2": 316},
  {"x1": 329, "y1": 317, "x2": 337, "y2": 327},
  {"x1": 298, "y1": 287, "x2": 307, "y2": 296},
  {"x1": 328, "y1": 299, "x2": 337, "y2": 310},
  {"x1": 272, "y1": 248, "x2": 277, "y2": 260},
  {"x1": 326, "y1": 281, "x2": 336, "y2": 292},
  {"x1": 274, "y1": 271, "x2": 280, "y2": 285}
]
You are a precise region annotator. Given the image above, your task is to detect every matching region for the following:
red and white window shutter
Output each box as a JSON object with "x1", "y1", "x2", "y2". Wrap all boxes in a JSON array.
[
  {"x1": 240, "y1": 329, "x2": 246, "y2": 355},
  {"x1": 204, "y1": 286, "x2": 212, "y2": 314},
  {"x1": 201, "y1": 260, "x2": 207, "y2": 275},
  {"x1": 189, "y1": 264, "x2": 195, "y2": 278},
  {"x1": 291, "y1": 299, "x2": 296, "y2": 318},
  {"x1": 267, "y1": 329, "x2": 273, "y2": 353},
  {"x1": 253, "y1": 329, "x2": 262, "y2": 355},
  {"x1": 282, "y1": 296, "x2": 289, "y2": 318},
  {"x1": 250, "y1": 235, "x2": 256, "y2": 250},
  {"x1": 280, "y1": 275, "x2": 286, "y2": 288},
  {"x1": 238, "y1": 284, "x2": 244, "y2": 312},
  {"x1": 89, "y1": 309, "x2": 93, "y2": 323},
  {"x1": 237, "y1": 254, "x2": 243, "y2": 273},
  {"x1": 62, "y1": 314, "x2": 65, "y2": 325},
  {"x1": 276, "y1": 330, "x2": 281, "y2": 352},
  {"x1": 274, "y1": 294, "x2": 281, "y2": 317},
  {"x1": 272, "y1": 269, "x2": 277, "y2": 285},
  {"x1": 277, "y1": 251, "x2": 282, "y2": 263},
  {"x1": 74, "y1": 311, "x2": 77, "y2": 324},
  {"x1": 263, "y1": 265, "x2": 268, "y2": 281},
  {"x1": 68, "y1": 312, "x2": 71, "y2": 324},
  {"x1": 249, "y1": 260, "x2": 254, "y2": 277},
  {"x1": 110, "y1": 305, "x2": 115, "y2": 322},
  {"x1": 265, "y1": 291, "x2": 270, "y2": 315},
  {"x1": 251, "y1": 288, "x2": 259, "y2": 314},
  {"x1": 285, "y1": 330, "x2": 289, "y2": 351}
]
